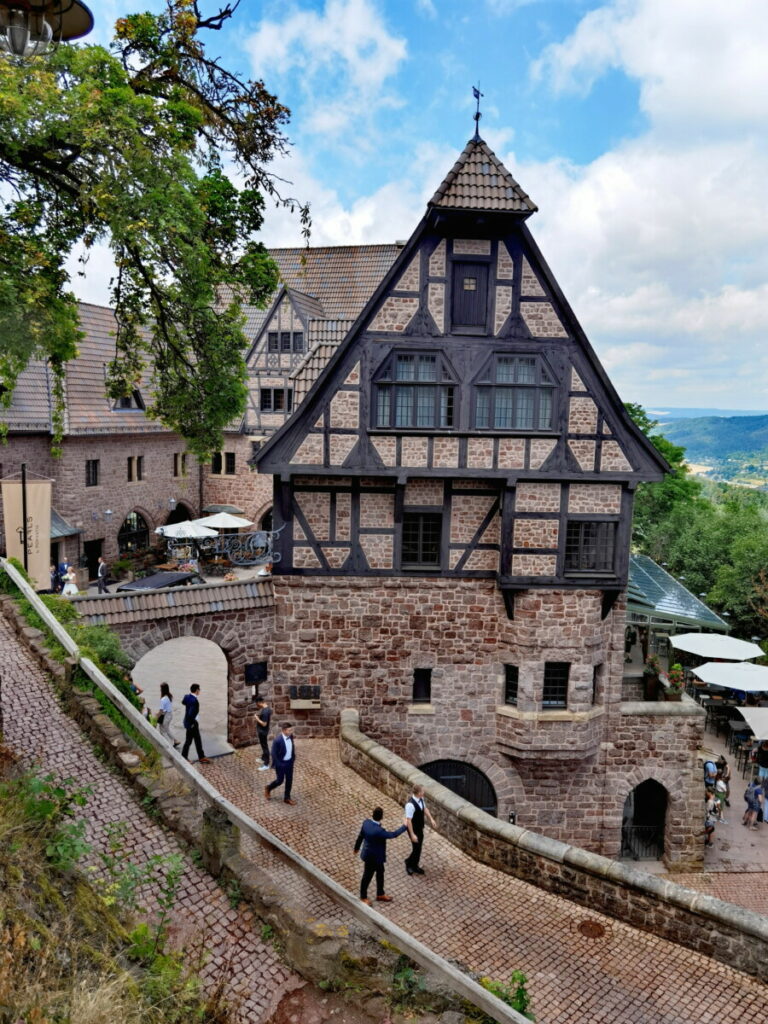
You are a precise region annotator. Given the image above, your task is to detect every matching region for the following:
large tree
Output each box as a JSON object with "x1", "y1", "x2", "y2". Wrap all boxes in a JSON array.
[{"x1": 0, "y1": 0, "x2": 307, "y2": 456}]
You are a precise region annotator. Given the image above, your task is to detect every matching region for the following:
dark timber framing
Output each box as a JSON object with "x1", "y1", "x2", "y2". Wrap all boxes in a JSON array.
[{"x1": 256, "y1": 136, "x2": 668, "y2": 596}]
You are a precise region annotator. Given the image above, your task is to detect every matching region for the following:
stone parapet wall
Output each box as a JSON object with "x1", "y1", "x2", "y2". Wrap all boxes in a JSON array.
[{"x1": 340, "y1": 708, "x2": 768, "y2": 983}]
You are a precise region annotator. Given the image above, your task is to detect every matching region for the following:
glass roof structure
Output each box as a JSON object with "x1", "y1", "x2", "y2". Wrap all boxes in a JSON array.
[{"x1": 627, "y1": 554, "x2": 728, "y2": 633}]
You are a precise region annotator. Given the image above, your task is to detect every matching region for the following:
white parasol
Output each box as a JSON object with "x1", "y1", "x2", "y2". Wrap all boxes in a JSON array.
[
  {"x1": 692, "y1": 661, "x2": 768, "y2": 692},
  {"x1": 670, "y1": 633, "x2": 763, "y2": 660},
  {"x1": 193, "y1": 512, "x2": 253, "y2": 529},
  {"x1": 155, "y1": 521, "x2": 219, "y2": 539},
  {"x1": 738, "y1": 707, "x2": 768, "y2": 739}
]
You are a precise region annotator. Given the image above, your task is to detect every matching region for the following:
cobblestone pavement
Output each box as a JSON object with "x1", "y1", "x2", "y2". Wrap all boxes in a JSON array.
[
  {"x1": 0, "y1": 616, "x2": 301, "y2": 1023},
  {"x1": 201, "y1": 740, "x2": 767, "y2": 1024},
  {"x1": 658, "y1": 731, "x2": 768, "y2": 913}
]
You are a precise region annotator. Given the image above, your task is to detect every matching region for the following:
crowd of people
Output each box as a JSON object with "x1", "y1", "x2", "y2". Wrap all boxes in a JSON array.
[{"x1": 703, "y1": 740, "x2": 768, "y2": 845}]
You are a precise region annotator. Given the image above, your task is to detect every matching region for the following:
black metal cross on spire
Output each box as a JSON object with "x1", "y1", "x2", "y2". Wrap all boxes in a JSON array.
[{"x1": 472, "y1": 83, "x2": 484, "y2": 141}]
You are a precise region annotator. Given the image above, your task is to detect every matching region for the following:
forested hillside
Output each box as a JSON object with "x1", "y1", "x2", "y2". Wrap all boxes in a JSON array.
[
  {"x1": 661, "y1": 414, "x2": 768, "y2": 463},
  {"x1": 627, "y1": 404, "x2": 768, "y2": 645}
]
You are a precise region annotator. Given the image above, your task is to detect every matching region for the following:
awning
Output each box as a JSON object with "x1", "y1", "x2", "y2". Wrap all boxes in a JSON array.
[
  {"x1": 671, "y1": 633, "x2": 763, "y2": 660},
  {"x1": 202, "y1": 504, "x2": 244, "y2": 515},
  {"x1": 692, "y1": 661, "x2": 768, "y2": 691},
  {"x1": 51, "y1": 509, "x2": 84, "y2": 539},
  {"x1": 738, "y1": 707, "x2": 768, "y2": 740},
  {"x1": 193, "y1": 512, "x2": 253, "y2": 529},
  {"x1": 155, "y1": 521, "x2": 218, "y2": 539}
]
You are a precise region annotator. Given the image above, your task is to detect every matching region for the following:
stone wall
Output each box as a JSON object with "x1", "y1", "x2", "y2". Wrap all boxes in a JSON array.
[
  {"x1": 109, "y1": 607, "x2": 273, "y2": 748},
  {"x1": 339, "y1": 709, "x2": 768, "y2": 983},
  {"x1": 202, "y1": 433, "x2": 273, "y2": 524},
  {"x1": 0, "y1": 433, "x2": 200, "y2": 567},
  {"x1": 269, "y1": 576, "x2": 704, "y2": 863}
]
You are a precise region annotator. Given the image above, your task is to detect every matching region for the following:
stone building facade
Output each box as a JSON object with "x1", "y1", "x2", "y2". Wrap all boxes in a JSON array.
[{"x1": 255, "y1": 137, "x2": 705, "y2": 868}]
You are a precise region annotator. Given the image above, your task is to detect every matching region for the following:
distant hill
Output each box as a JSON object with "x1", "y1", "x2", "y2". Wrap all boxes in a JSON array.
[
  {"x1": 660, "y1": 414, "x2": 768, "y2": 462},
  {"x1": 648, "y1": 406, "x2": 767, "y2": 420}
]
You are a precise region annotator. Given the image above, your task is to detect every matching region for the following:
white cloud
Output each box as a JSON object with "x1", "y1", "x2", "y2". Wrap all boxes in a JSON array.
[
  {"x1": 532, "y1": 0, "x2": 768, "y2": 135},
  {"x1": 245, "y1": 0, "x2": 407, "y2": 140}
]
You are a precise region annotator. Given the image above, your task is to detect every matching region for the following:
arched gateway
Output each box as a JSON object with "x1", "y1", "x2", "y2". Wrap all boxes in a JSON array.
[{"x1": 420, "y1": 759, "x2": 498, "y2": 816}]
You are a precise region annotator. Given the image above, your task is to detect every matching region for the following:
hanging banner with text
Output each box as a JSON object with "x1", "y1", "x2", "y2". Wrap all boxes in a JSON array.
[{"x1": 1, "y1": 478, "x2": 52, "y2": 590}]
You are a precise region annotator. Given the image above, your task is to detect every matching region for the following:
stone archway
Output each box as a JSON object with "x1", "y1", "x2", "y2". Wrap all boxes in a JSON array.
[
  {"x1": 131, "y1": 636, "x2": 232, "y2": 759},
  {"x1": 166, "y1": 501, "x2": 193, "y2": 525},
  {"x1": 420, "y1": 759, "x2": 498, "y2": 816},
  {"x1": 621, "y1": 778, "x2": 668, "y2": 861}
]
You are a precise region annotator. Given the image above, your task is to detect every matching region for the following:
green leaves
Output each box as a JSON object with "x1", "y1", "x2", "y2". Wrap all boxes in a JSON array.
[{"x1": 0, "y1": 0, "x2": 304, "y2": 456}]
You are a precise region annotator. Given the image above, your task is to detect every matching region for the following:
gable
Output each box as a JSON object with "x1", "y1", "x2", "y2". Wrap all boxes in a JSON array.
[{"x1": 256, "y1": 141, "x2": 667, "y2": 485}]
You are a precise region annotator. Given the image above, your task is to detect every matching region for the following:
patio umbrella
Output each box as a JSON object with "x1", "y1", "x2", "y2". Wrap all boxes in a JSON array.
[
  {"x1": 193, "y1": 512, "x2": 253, "y2": 529},
  {"x1": 670, "y1": 633, "x2": 763, "y2": 660},
  {"x1": 691, "y1": 661, "x2": 768, "y2": 691},
  {"x1": 155, "y1": 521, "x2": 218, "y2": 539},
  {"x1": 738, "y1": 707, "x2": 768, "y2": 739}
]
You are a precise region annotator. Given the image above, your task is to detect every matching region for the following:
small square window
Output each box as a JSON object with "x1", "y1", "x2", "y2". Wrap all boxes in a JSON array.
[
  {"x1": 413, "y1": 668, "x2": 432, "y2": 704},
  {"x1": 293, "y1": 331, "x2": 304, "y2": 352},
  {"x1": 136, "y1": 455, "x2": 144, "y2": 481},
  {"x1": 504, "y1": 665, "x2": 519, "y2": 706},
  {"x1": 127, "y1": 456, "x2": 134, "y2": 482},
  {"x1": 225, "y1": 452, "x2": 236, "y2": 475},
  {"x1": 85, "y1": 459, "x2": 99, "y2": 487},
  {"x1": 211, "y1": 452, "x2": 223, "y2": 475},
  {"x1": 267, "y1": 332, "x2": 279, "y2": 353},
  {"x1": 280, "y1": 331, "x2": 291, "y2": 352},
  {"x1": 463, "y1": 277, "x2": 477, "y2": 291}
]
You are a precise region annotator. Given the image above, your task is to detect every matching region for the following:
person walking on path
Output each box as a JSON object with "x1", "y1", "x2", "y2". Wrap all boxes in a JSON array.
[
  {"x1": 743, "y1": 778, "x2": 764, "y2": 831},
  {"x1": 61, "y1": 565, "x2": 79, "y2": 597},
  {"x1": 96, "y1": 556, "x2": 109, "y2": 594},
  {"x1": 255, "y1": 698, "x2": 272, "y2": 771},
  {"x1": 354, "y1": 807, "x2": 407, "y2": 904},
  {"x1": 404, "y1": 784, "x2": 437, "y2": 876},
  {"x1": 265, "y1": 723, "x2": 296, "y2": 804},
  {"x1": 181, "y1": 683, "x2": 210, "y2": 764},
  {"x1": 157, "y1": 681, "x2": 179, "y2": 748}
]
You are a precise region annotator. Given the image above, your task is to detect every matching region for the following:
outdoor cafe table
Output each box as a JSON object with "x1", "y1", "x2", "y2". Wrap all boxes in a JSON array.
[
  {"x1": 727, "y1": 717, "x2": 750, "y2": 754},
  {"x1": 702, "y1": 699, "x2": 738, "y2": 732}
]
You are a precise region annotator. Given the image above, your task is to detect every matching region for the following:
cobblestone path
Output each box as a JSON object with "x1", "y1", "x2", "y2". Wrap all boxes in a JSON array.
[
  {"x1": 202, "y1": 741, "x2": 767, "y2": 1024},
  {"x1": 0, "y1": 616, "x2": 301, "y2": 1023}
]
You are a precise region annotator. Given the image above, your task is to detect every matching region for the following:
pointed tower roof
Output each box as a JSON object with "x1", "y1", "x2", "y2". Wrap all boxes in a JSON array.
[{"x1": 429, "y1": 137, "x2": 537, "y2": 215}]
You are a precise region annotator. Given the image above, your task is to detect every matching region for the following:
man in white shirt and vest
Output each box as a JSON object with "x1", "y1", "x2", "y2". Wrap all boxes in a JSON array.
[{"x1": 404, "y1": 784, "x2": 437, "y2": 875}]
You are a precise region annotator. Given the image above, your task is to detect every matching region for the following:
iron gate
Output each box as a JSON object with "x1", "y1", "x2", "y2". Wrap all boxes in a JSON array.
[{"x1": 420, "y1": 759, "x2": 497, "y2": 816}]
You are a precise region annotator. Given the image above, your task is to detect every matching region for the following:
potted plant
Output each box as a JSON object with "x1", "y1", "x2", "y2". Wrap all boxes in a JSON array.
[
  {"x1": 664, "y1": 663, "x2": 685, "y2": 702},
  {"x1": 643, "y1": 654, "x2": 661, "y2": 701}
]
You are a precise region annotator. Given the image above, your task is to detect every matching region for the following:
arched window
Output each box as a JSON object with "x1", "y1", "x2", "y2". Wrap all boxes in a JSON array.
[
  {"x1": 473, "y1": 354, "x2": 555, "y2": 430},
  {"x1": 373, "y1": 351, "x2": 457, "y2": 429},
  {"x1": 118, "y1": 511, "x2": 149, "y2": 553},
  {"x1": 420, "y1": 759, "x2": 497, "y2": 816}
]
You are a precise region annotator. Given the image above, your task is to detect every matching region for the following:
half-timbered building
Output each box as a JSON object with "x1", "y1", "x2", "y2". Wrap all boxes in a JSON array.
[{"x1": 256, "y1": 136, "x2": 705, "y2": 867}]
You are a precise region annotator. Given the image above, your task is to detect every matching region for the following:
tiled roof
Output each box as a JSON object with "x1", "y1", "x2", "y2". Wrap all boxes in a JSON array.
[
  {"x1": 0, "y1": 360, "x2": 51, "y2": 432},
  {"x1": 429, "y1": 137, "x2": 537, "y2": 214},
  {"x1": 73, "y1": 576, "x2": 274, "y2": 626},
  {"x1": 65, "y1": 304, "x2": 164, "y2": 436},
  {"x1": 269, "y1": 245, "x2": 402, "y2": 321},
  {"x1": 628, "y1": 555, "x2": 728, "y2": 631},
  {"x1": 290, "y1": 320, "x2": 355, "y2": 404},
  {"x1": 288, "y1": 287, "x2": 325, "y2": 323}
]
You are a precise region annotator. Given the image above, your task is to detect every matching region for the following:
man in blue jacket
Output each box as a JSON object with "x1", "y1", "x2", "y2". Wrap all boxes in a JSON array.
[
  {"x1": 353, "y1": 807, "x2": 407, "y2": 904},
  {"x1": 181, "y1": 683, "x2": 210, "y2": 764},
  {"x1": 265, "y1": 722, "x2": 296, "y2": 805}
]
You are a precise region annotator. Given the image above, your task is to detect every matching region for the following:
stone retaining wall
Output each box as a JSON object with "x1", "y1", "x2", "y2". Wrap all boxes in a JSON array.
[{"x1": 339, "y1": 707, "x2": 768, "y2": 983}]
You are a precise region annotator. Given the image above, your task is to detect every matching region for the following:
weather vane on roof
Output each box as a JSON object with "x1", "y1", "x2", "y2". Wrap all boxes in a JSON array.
[{"x1": 472, "y1": 83, "x2": 483, "y2": 141}]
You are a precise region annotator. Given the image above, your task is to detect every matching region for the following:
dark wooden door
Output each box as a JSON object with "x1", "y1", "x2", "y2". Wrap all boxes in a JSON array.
[
  {"x1": 83, "y1": 538, "x2": 103, "y2": 581},
  {"x1": 420, "y1": 759, "x2": 497, "y2": 816},
  {"x1": 451, "y1": 261, "x2": 488, "y2": 330}
]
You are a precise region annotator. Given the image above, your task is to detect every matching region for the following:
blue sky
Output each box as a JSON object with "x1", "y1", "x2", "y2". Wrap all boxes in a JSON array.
[{"x1": 83, "y1": 1, "x2": 768, "y2": 413}]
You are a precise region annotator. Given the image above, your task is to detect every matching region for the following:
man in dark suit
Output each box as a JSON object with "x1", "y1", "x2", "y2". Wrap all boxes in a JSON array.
[
  {"x1": 96, "y1": 556, "x2": 109, "y2": 594},
  {"x1": 354, "y1": 807, "x2": 406, "y2": 904},
  {"x1": 265, "y1": 722, "x2": 296, "y2": 805},
  {"x1": 181, "y1": 683, "x2": 210, "y2": 764}
]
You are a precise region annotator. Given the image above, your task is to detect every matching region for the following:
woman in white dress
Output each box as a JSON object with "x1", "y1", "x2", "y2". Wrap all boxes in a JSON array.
[
  {"x1": 61, "y1": 567, "x2": 79, "y2": 597},
  {"x1": 157, "y1": 682, "x2": 179, "y2": 748}
]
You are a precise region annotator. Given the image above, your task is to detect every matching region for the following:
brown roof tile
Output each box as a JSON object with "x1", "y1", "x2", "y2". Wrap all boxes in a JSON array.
[
  {"x1": 73, "y1": 577, "x2": 274, "y2": 625},
  {"x1": 429, "y1": 138, "x2": 537, "y2": 214},
  {"x1": 290, "y1": 320, "x2": 355, "y2": 405},
  {"x1": 0, "y1": 360, "x2": 52, "y2": 432}
]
